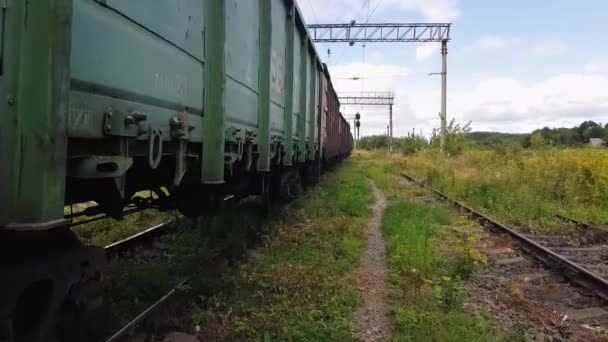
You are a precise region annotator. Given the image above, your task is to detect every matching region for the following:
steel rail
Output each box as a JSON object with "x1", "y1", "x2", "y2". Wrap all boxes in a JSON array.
[
  {"x1": 556, "y1": 214, "x2": 608, "y2": 234},
  {"x1": 401, "y1": 173, "x2": 608, "y2": 301},
  {"x1": 68, "y1": 207, "x2": 148, "y2": 228},
  {"x1": 102, "y1": 194, "x2": 241, "y2": 339},
  {"x1": 104, "y1": 278, "x2": 191, "y2": 342},
  {"x1": 104, "y1": 222, "x2": 172, "y2": 259}
]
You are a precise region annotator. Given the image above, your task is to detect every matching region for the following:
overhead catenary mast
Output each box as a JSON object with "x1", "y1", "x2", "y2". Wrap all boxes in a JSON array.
[{"x1": 308, "y1": 22, "x2": 452, "y2": 153}]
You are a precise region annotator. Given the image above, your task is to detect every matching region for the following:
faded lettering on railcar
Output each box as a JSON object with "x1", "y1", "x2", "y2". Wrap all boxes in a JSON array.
[
  {"x1": 155, "y1": 73, "x2": 189, "y2": 99},
  {"x1": 271, "y1": 49, "x2": 285, "y2": 97}
]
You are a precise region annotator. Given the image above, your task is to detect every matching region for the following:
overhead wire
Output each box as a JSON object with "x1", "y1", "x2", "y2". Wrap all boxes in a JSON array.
[
  {"x1": 331, "y1": 0, "x2": 374, "y2": 65},
  {"x1": 306, "y1": 0, "x2": 319, "y2": 24}
]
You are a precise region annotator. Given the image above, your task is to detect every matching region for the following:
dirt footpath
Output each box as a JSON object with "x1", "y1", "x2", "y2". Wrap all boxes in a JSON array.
[{"x1": 351, "y1": 181, "x2": 391, "y2": 341}]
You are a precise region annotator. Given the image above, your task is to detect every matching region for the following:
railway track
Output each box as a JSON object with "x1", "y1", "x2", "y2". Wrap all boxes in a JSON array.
[
  {"x1": 401, "y1": 173, "x2": 608, "y2": 337},
  {"x1": 104, "y1": 222, "x2": 172, "y2": 259},
  {"x1": 100, "y1": 195, "x2": 243, "y2": 341}
]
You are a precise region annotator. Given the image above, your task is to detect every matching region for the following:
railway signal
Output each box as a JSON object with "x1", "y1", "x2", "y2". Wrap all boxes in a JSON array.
[
  {"x1": 339, "y1": 92, "x2": 393, "y2": 151},
  {"x1": 355, "y1": 113, "x2": 361, "y2": 148}
]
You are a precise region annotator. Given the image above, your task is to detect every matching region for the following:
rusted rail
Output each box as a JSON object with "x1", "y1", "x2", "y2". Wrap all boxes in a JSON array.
[{"x1": 401, "y1": 173, "x2": 608, "y2": 301}]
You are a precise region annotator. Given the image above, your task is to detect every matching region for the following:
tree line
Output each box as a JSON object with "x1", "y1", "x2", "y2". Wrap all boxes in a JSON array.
[{"x1": 357, "y1": 120, "x2": 607, "y2": 155}]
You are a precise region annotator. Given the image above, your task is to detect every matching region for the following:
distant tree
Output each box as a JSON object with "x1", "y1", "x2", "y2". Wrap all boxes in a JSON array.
[
  {"x1": 430, "y1": 119, "x2": 472, "y2": 156},
  {"x1": 399, "y1": 129, "x2": 428, "y2": 155},
  {"x1": 529, "y1": 132, "x2": 546, "y2": 148},
  {"x1": 577, "y1": 121, "x2": 600, "y2": 139},
  {"x1": 358, "y1": 135, "x2": 389, "y2": 150},
  {"x1": 583, "y1": 125, "x2": 606, "y2": 140}
]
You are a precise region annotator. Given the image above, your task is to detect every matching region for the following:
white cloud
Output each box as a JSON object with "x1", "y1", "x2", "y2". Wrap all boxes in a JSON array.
[
  {"x1": 436, "y1": 73, "x2": 608, "y2": 133},
  {"x1": 416, "y1": 43, "x2": 440, "y2": 61},
  {"x1": 478, "y1": 35, "x2": 510, "y2": 49},
  {"x1": 331, "y1": 62, "x2": 608, "y2": 136},
  {"x1": 585, "y1": 56, "x2": 608, "y2": 74},
  {"x1": 297, "y1": 0, "x2": 460, "y2": 24},
  {"x1": 384, "y1": 0, "x2": 460, "y2": 22},
  {"x1": 326, "y1": 63, "x2": 408, "y2": 136},
  {"x1": 521, "y1": 39, "x2": 566, "y2": 57}
]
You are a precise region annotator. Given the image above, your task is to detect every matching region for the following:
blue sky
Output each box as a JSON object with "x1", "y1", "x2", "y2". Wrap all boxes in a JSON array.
[{"x1": 298, "y1": 0, "x2": 608, "y2": 136}]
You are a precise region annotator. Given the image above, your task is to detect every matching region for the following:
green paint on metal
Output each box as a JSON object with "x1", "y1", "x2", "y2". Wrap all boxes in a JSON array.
[
  {"x1": 225, "y1": 0, "x2": 259, "y2": 128},
  {"x1": 0, "y1": 3, "x2": 4, "y2": 60},
  {"x1": 257, "y1": 0, "x2": 271, "y2": 171},
  {"x1": 202, "y1": 0, "x2": 226, "y2": 183},
  {"x1": 298, "y1": 37, "x2": 308, "y2": 163},
  {"x1": 102, "y1": 0, "x2": 205, "y2": 61},
  {"x1": 283, "y1": 3, "x2": 295, "y2": 166},
  {"x1": 0, "y1": 0, "x2": 72, "y2": 228},
  {"x1": 71, "y1": 0, "x2": 204, "y2": 114},
  {"x1": 308, "y1": 55, "x2": 317, "y2": 161},
  {"x1": 269, "y1": 0, "x2": 287, "y2": 135}
]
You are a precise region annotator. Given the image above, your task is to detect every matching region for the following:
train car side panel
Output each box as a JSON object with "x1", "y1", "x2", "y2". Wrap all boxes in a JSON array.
[
  {"x1": 282, "y1": 2, "x2": 295, "y2": 167},
  {"x1": 307, "y1": 54, "x2": 318, "y2": 161},
  {"x1": 70, "y1": 0, "x2": 205, "y2": 136},
  {"x1": 257, "y1": 0, "x2": 272, "y2": 172},
  {"x1": 202, "y1": 0, "x2": 226, "y2": 183},
  {"x1": 270, "y1": 0, "x2": 287, "y2": 139},
  {"x1": 0, "y1": 0, "x2": 71, "y2": 229},
  {"x1": 101, "y1": 0, "x2": 205, "y2": 61},
  {"x1": 225, "y1": 0, "x2": 259, "y2": 128},
  {"x1": 292, "y1": 29, "x2": 302, "y2": 158},
  {"x1": 298, "y1": 38, "x2": 309, "y2": 163},
  {"x1": 318, "y1": 70, "x2": 328, "y2": 162}
]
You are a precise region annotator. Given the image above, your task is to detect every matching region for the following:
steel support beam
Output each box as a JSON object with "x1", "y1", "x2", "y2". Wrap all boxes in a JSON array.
[
  {"x1": 339, "y1": 92, "x2": 394, "y2": 106},
  {"x1": 312, "y1": 23, "x2": 453, "y2": 153},
  {"x1": 307, "y1": 23, "x2": 451, "y2": 43}
]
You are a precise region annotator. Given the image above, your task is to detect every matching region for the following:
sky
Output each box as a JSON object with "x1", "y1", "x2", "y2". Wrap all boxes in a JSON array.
[{"x1": 297, "y1": 0, "x2": 608, "y2": 137}]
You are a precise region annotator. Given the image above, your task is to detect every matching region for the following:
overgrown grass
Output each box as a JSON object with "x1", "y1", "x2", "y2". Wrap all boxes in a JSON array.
[
  {"x1": 73, "y1": 209, "x2": 179, "y2": 246},
  {"x1": 69, "y1": 190, "x2": 179, "y2": 246},
  {"x1": 107, "y1": 160, "x2": 373, "y2": 339},
  {"x1": 359, "y1": 155, "x2": 524, "y2": 341},
  {"x1": 191, "y1": 160, "x2": 373, "y2": 339},
  {"x1": 363, "y1": 148, "x2": 608, "y2": 234}
]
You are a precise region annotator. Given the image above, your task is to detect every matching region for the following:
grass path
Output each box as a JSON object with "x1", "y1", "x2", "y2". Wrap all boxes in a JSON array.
[{"x1": 351, "y1": 180, "x2": 390, "y2": 341}]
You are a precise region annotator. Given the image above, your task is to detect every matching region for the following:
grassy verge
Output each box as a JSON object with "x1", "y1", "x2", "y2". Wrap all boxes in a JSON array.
[
  {"x1": 359, "y1": 154, "x2": 525, "y2": 341},
  {"x1": 192, "y1": 160, "x2": 372, "y2": 339},
  {"x1": 360, "y1": 148, "x2": 608, "y2": 234},
  {"x1": 107, "y1": 159, "x2": 373, "y2": 339}
]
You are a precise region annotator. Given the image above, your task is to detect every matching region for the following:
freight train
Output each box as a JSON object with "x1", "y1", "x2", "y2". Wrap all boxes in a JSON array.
[{"x1": 0, "y1": 1, "x2": 352, "y2": 341}]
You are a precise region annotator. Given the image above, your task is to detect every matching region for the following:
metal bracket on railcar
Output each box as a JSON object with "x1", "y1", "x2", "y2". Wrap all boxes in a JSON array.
[
  {"x1": 170, "y1": 114, "x2": 194, "y2": 187},
  {"x1": 242, "y1": 130, "x2": 256, "y2": 171},
  {"x1": 224, "y1": 127, "x2": 242, "y2": 167},
  {"x1": 271, "y1": 135, "x2": 284, "y2": 165}
]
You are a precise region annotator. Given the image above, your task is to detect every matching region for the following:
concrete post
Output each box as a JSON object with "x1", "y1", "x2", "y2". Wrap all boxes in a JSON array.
[
  {"x1": 389, "y1": 104, "x2": 393, "y2": 152},
  {"x1": 440, "y1": 39, "x2": 448, "y2": 155}
]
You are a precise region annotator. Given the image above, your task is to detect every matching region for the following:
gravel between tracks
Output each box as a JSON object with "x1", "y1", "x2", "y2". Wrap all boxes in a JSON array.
[{"x1": 351, "y1": 180, "x2": 391, "y2": 341}]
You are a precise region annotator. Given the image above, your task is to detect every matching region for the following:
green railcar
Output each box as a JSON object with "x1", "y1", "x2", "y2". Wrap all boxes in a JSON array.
[
  {"x1": 0, "y1": 1, "x2": 354, "y2": 340},
  {"x1": 0, "y1": 0, "x2": 331, "y2": 229}
]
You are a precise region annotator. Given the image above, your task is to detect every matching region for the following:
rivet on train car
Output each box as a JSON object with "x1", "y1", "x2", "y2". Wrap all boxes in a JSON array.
[{"x1": 7, "y1": 96, "x2": 15, "y2": 106}]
